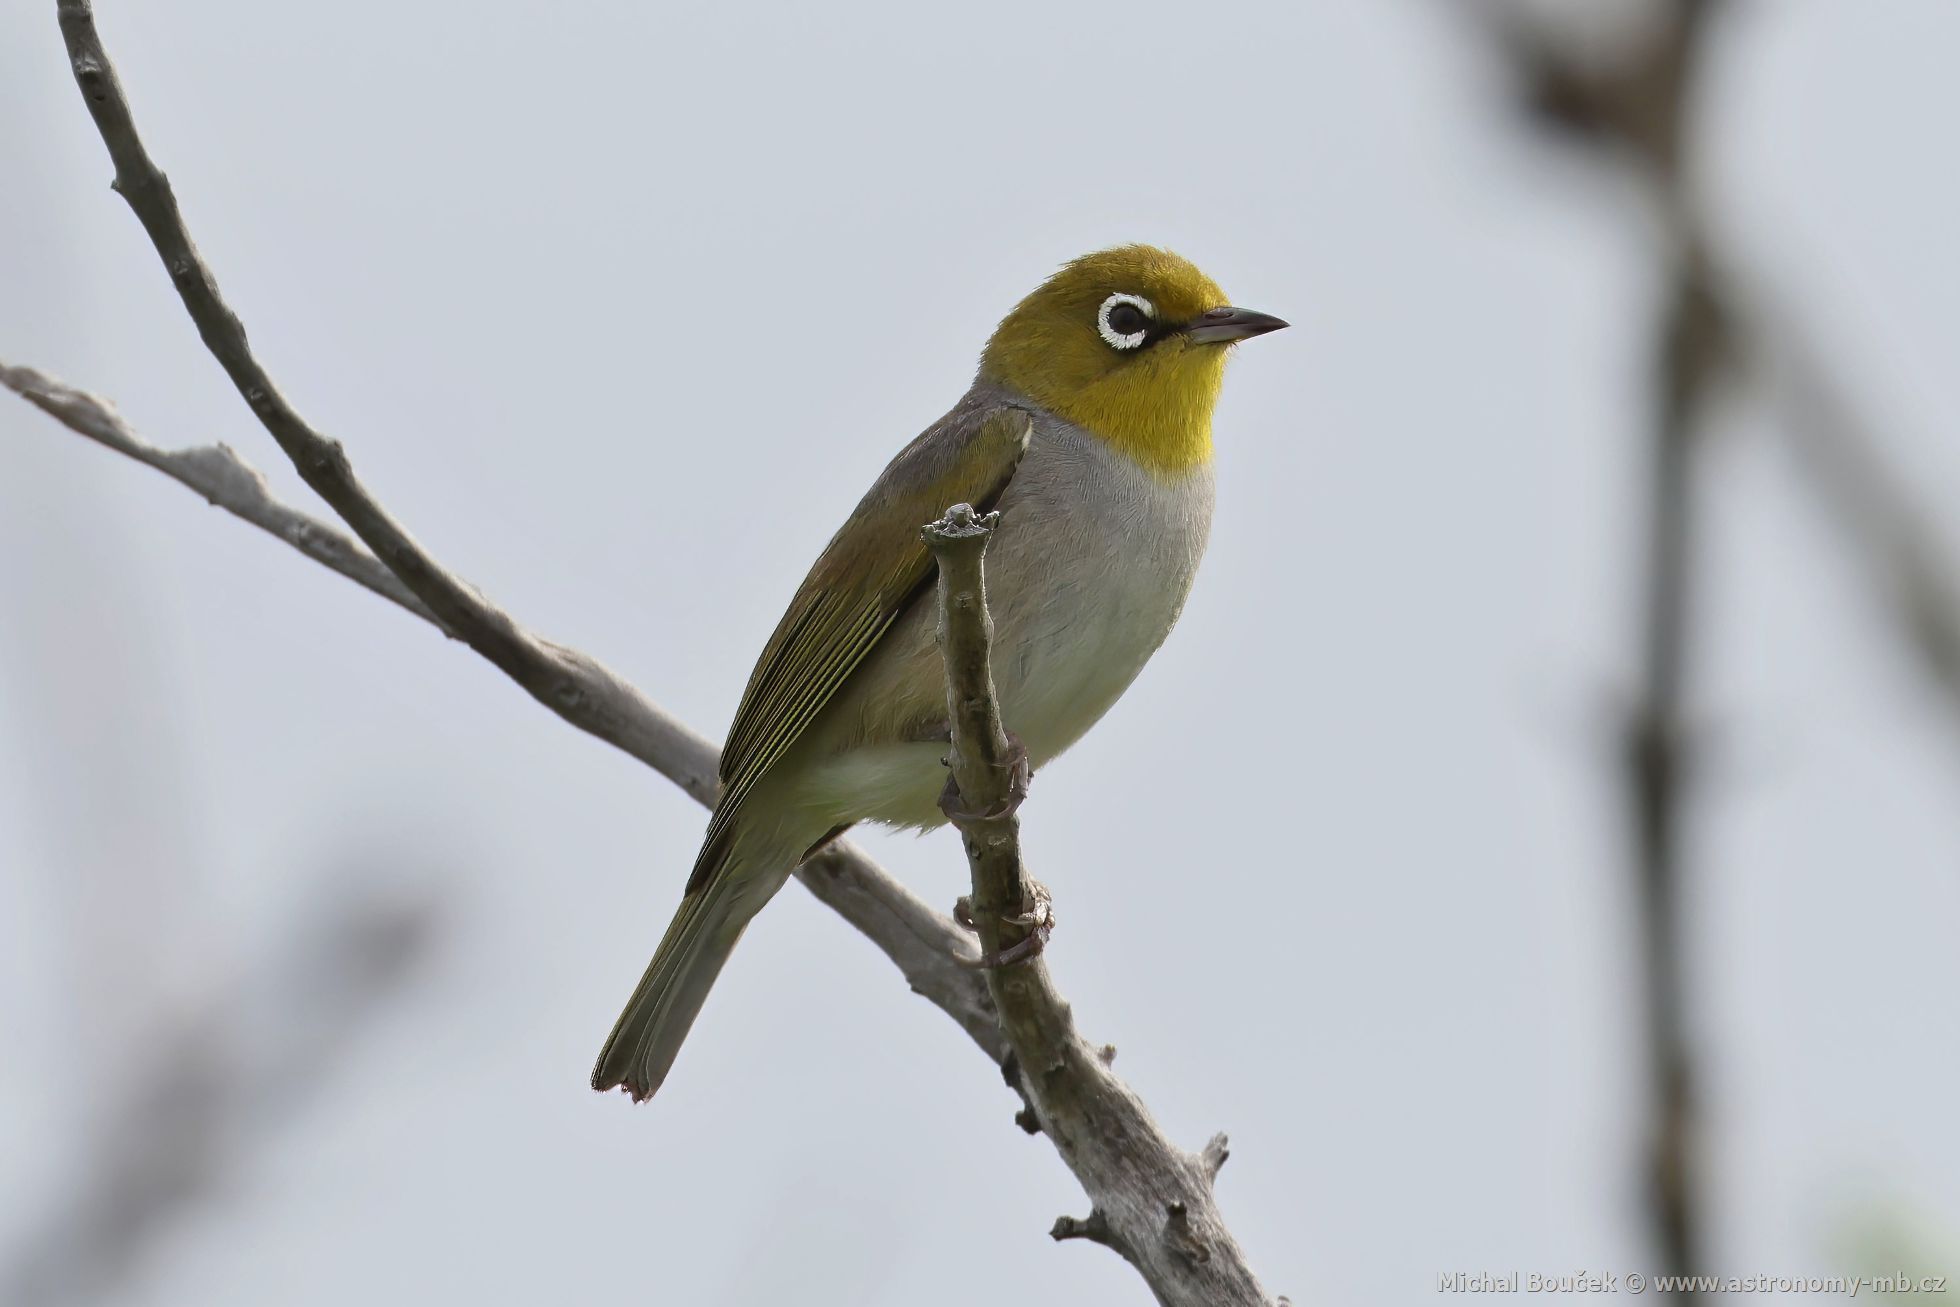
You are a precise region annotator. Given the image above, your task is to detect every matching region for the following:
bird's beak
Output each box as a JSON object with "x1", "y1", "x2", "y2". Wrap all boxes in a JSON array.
[{"x1": 1182, "y1": 306, "x2": 1290, "y2": 345}]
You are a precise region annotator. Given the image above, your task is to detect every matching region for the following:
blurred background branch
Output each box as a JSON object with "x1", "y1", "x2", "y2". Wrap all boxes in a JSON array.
[
  {"x1": 1465, "y1": 0, "x2": 1960, "y2": 1297},
  {"x1": 1469, "y1": 4, "x2": 1728, "y2": 1293},
  {"x1": 6, "y1": 2, "x2": 1959, "y2": 1303},
  {"x1": 1758, "y1": 322, "x2": 1960, "y2": 738},
  {"x1": 5, "y1": 881, "x2": 442, "y2": 1307}
]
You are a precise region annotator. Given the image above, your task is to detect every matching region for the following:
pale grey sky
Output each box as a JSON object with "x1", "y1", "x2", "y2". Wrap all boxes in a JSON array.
[{"x1": 3, "y1": 2, "x2": 1959, "y2": 1304}]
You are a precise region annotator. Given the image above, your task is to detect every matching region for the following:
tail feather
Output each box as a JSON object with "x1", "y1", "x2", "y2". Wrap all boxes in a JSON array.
[{"x1": 591, "y1": 872, "x2": 756, "y2": 1101}]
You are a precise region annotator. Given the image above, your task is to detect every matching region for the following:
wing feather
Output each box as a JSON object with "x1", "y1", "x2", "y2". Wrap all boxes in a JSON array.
[{"x1": 688, "y1": 403, "x2": 1032, "y2": 891}]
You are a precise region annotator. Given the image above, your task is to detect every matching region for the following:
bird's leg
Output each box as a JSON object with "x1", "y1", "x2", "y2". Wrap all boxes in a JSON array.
[
  {"x1": 953, "y1": 879, "x2": 1055, "y2": 969},
  {"x1": 936, "y1": 730, "x2": 1032, "y2": 826}
]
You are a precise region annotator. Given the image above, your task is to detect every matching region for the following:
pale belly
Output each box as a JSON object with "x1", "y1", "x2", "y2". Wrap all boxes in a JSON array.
[{"x1": 781, "y1": 419, "x2": 1214, "y2": 830}]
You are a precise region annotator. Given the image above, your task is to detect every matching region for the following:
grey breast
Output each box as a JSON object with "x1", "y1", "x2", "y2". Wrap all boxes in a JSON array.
[{"x1": 978, "y1": 409, "x2": 1215, "y2": 763}]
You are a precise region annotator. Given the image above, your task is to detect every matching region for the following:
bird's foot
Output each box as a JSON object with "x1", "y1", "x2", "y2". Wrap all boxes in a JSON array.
[
  {"x1": 937, "y1": 732, "x2": 1032, "y2": 828},
  {"x1": 954, "y1": 880, "x2": 1056, "y2": 969}
]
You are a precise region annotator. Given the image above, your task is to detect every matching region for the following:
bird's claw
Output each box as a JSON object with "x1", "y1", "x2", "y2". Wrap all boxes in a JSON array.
[
  {"x1": 937, "y1": 732, "x2": 1032, "y2": 827},
  {"x1": 1004, "y1": 881, "x2": 1054, "y2": 932},
  {"x1": 975, "y1": 931, "x2": 1047, "y2": 969},
  {"x1": 954, "y1": 880, "x2": 1055, "y2": 969}
]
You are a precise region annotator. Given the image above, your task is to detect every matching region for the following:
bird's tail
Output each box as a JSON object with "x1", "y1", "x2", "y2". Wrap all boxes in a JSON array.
[{"x1": 590, "y1": 840, "x2": 776, "y2": 1102}]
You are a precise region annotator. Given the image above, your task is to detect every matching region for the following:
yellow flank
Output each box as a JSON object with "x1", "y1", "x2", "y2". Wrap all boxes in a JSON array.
[{"x1": 978, "y1": 245, "x2": 1232, "y2": 477}]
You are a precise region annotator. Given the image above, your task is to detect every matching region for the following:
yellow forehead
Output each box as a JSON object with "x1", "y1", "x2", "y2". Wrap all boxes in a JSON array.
[{"x1": 1020, "y1": 245, "x2": 1227, "y2": 324}]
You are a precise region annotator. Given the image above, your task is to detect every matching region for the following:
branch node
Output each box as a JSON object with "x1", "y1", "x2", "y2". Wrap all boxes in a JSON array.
[
  {"x1": 31, "y1": 7, "x2": 1278, "y2": 1293},
  {"x1": 920, "y1": 501, "x2": 1000, "y2": 546},
  {"x1": 998, "y1": 1049, "x2": 1021, "y2": 1090},
  {"x1": 1200, "y1": 1132, "x2": 1231, "y2": 1182},
  {"x1": 1163, "y1": 1200, "x2": 1211, "y2": 1264},
  {"x1": 1051, "y1": 1209, "x2": 1121, "y2": 1251},
  {"x1": 995, "y1": 1051, "x2": 1041, "y2": 1133}
]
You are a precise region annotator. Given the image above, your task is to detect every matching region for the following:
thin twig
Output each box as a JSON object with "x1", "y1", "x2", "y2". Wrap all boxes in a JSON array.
[
  {"x1": 26, "y1": 8, "x2": 1272, "y2": 1297},
  {"x1": 923, "y1": 505, "x2": 1275, "y2": 1307},
  {"x1": 53, "y1": 0, "x2": 718, "y2": 810},
  {"x1": 30, "y1": 0, "x2": 1007, "y2": 1067},
  {"x1": 0, "y1": 359, "x2": 1003, "y2": 1064},
  {"x1": 0, "y1": 362, "x2": 434, "y2": 622}
]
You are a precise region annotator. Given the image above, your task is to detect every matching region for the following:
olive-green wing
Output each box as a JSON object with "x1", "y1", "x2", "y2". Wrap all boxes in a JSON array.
[{"x1": 688, "y1": 404, "x2": 1032, "y2": 890}]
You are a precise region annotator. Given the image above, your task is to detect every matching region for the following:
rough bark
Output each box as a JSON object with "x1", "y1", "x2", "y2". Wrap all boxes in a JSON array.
[
  {"x1": 924, "y1": 505, "x2": 1275, "y2": 1307},
  {"x1": 0, "y1": 358, "x2": 1005, "y2": 1064},
  {"x1": 8, "y1": 5, "x2": 1280, "y2": 1299}
]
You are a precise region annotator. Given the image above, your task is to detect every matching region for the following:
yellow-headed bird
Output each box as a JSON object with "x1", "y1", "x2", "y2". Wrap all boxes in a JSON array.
[{"x1": 593, "y1": 245, "x2": 1286, "y2": 1100}]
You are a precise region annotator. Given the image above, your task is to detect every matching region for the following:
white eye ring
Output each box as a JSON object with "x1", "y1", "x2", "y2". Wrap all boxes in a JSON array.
[{"x1": 1097, "y1": 292, "x2": 1156, "y2": 351}]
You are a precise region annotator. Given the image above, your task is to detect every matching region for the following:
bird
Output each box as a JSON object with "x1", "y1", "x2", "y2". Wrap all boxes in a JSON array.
[{"x1": 592, "y1": 244, "x2": 1286, "y2": 1101}]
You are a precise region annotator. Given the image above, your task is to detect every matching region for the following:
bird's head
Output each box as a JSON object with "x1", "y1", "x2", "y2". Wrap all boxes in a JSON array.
[{"x1": 978, "y1": 245, "x2": 1286, "y2": 476}]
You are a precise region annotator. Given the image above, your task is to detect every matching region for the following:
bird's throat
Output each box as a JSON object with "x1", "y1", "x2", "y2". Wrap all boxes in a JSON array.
[
  {"x1": 1007, "y1": 349, "x2": 1225, "y2": 478},
  {"x1": 1069, "y1": 399, "x2": 1215, "y2": 476}
]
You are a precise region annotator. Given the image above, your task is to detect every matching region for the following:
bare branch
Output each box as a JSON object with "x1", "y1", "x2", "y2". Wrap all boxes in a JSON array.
[
  {"x1": 0, "y1": 363, "x2": 433, "y2": 622},
  {"x1": 797, "y1": 843, "x2": 1002, "y2": 1057},
  {"x1": 20, "y1": 1, "x2": 1006, "y2": 1069},
  {"x1": 1051, "y1": 1209, "x2": 1125, "y2": 1253},
  {"x1": 52, "y1": 0, "x2": 721, "y2": 806},
  {"x1": 24, "y1": 9, "x2": 1280, "y2": 1300},
  {"x1": 1200, "y1": 1132, "x2": 1232, "y2": 1184},
  {"x1": 0, "y1": 359, "x2": 1004, "y2": 1065},
  {"x1": 923, "y1": 505, "x2": 1277, "y2": 1307}
]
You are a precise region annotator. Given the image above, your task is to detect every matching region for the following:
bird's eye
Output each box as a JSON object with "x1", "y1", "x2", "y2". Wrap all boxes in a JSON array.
[
  {"x1": 1097, "y1": 293, "x2": 1156, "y2": 351},
  {"x1": 1106, "y1": 302, "x2": 1148, "y2": 336}
]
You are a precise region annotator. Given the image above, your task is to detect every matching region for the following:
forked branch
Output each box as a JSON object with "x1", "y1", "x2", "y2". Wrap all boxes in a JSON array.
[
  {"x1": 924, "y1": 506, "x2": 1274, "y2": 1307},
  {"x1": 0, "y1": 359, "x2": 1003, "y2": 1063},
  {"x1": 6, "y1": 4, "x2": 1277, "y2": 1301}
]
